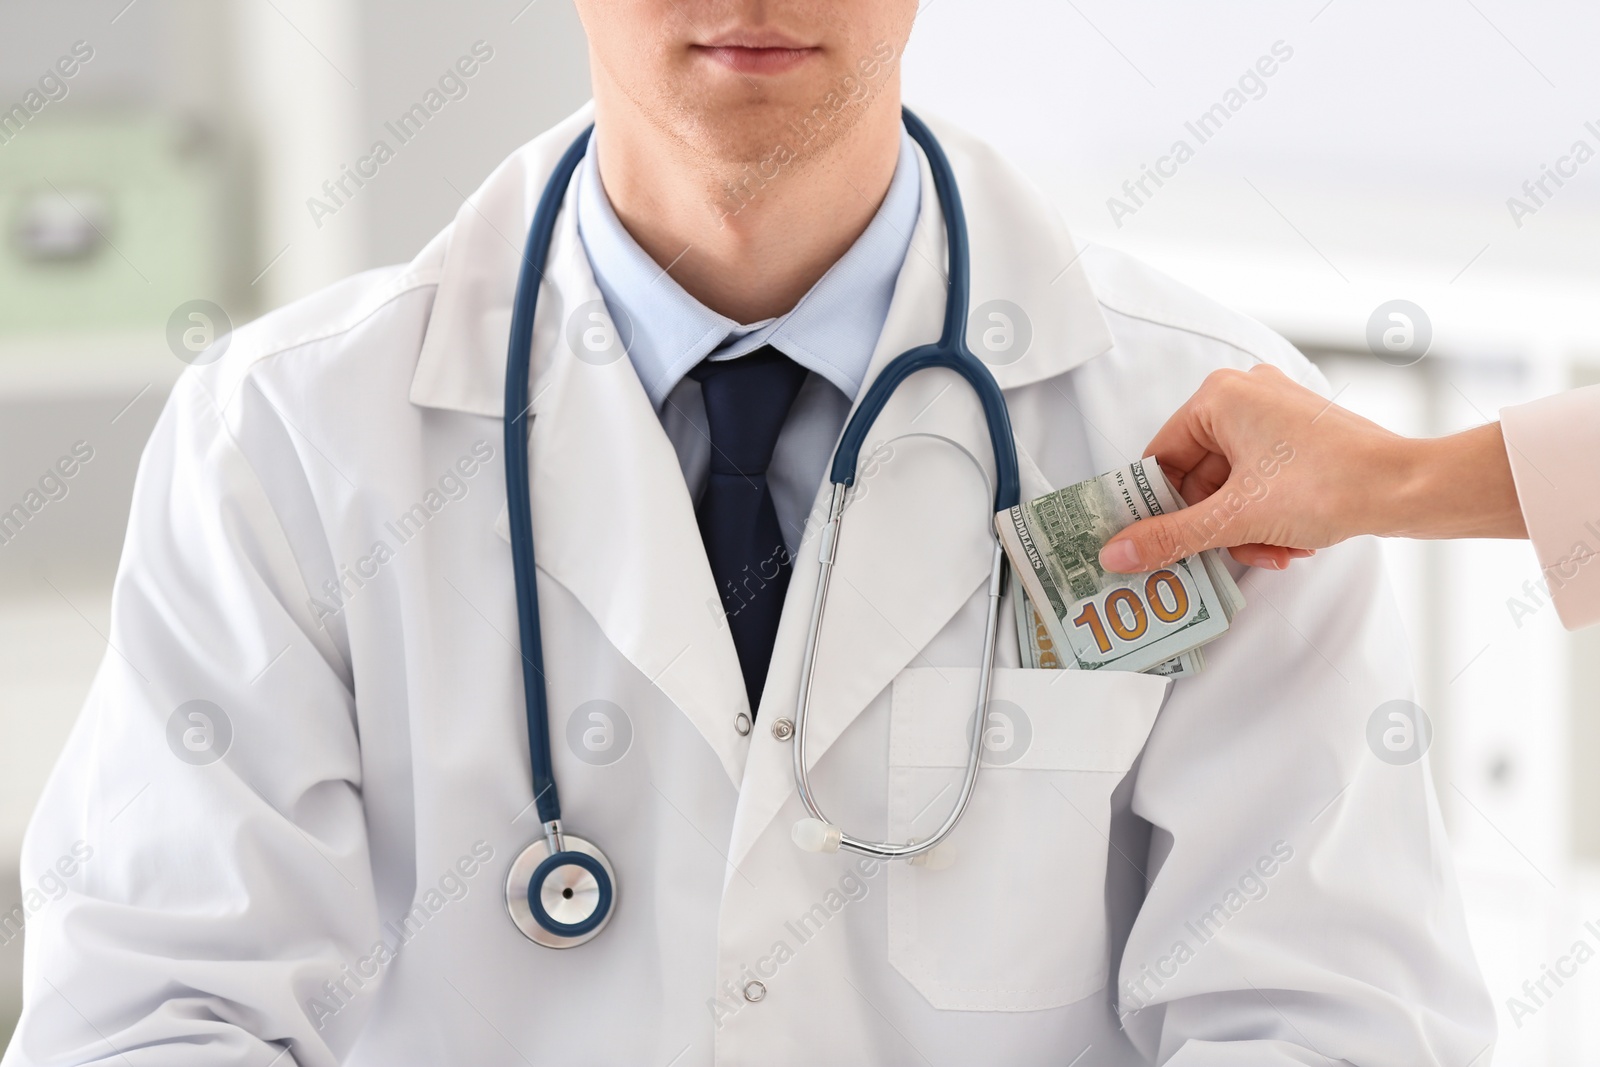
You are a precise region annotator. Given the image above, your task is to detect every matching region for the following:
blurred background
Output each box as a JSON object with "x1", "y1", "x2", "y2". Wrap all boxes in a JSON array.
[{"x1": 1, "y1": 0, "x2": 1596, "y2": 1060}]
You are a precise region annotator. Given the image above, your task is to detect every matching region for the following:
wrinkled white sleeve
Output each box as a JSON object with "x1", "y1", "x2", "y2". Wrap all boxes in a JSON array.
[
  {"x1": 3, "y1": 377, "x2": 379, "y2": 1067},
  {"x1": 1117, "y1": 535, "x2": 1495, "y2": 1065}
]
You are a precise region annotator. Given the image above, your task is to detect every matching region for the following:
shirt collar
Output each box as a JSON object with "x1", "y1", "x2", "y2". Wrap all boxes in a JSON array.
[{"x1": 576, "y1": 127, "x2": 921, "y2": 410}]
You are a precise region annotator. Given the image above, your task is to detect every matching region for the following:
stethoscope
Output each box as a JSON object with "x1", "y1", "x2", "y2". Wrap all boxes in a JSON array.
[{"x1": 502, "y1": 108, "x2": 1019, "y2": 948}]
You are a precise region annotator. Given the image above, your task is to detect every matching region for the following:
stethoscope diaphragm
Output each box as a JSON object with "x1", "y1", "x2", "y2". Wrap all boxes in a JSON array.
[{"x1": 505, "y1": 834, "x2": 617, "y2": 948}]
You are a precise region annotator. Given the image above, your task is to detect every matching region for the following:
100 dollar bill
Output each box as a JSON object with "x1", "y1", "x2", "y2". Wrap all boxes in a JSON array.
[{"x1": 997, "y1": 457, "x2": 1243, "y2": 674}]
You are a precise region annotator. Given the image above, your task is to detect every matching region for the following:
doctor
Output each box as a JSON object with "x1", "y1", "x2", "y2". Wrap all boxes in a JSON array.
[{"x1": 7, "y1": 3, "x2": 1492, "y2": 1065}]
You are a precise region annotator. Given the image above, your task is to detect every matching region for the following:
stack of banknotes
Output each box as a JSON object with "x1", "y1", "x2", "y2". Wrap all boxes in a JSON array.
[{"x1": 996, "y1": 457, "x2": 1244, "y2": 678}]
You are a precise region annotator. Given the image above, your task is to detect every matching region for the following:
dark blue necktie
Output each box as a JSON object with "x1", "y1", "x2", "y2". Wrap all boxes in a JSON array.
[{"x1": 690, "y1": 346, "x2": 809, "y2": 716}]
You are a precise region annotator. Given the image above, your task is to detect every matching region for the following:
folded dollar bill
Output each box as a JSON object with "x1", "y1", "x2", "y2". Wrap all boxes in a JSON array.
[{"x1": 997, "y1": 457, "x2": 1244, "y2": 675}]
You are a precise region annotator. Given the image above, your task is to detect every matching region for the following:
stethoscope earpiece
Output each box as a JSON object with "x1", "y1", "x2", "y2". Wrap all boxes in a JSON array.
[{"x1": 791, "y1": 818, "x2": 842, "y2": 853}]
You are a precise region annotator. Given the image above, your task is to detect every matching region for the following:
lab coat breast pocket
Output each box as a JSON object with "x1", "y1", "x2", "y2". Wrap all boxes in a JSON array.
[{"x1": 886, "y1": 667, "x2": 1169, "y2": 1012}]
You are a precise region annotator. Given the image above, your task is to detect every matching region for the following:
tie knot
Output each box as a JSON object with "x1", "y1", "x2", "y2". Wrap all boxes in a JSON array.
[{"x1": 690, "y1": 347, "x2": 808, "y2": 476}]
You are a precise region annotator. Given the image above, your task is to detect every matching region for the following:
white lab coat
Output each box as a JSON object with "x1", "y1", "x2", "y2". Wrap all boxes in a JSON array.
[{"x1": 5, "y1": 104, "x2": 1494, "y2": 1066}]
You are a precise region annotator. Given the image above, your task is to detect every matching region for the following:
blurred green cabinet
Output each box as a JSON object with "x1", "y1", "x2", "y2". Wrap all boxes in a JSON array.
[{"x1": 0, "y1": 114, "x2": 228, "y2": 334}]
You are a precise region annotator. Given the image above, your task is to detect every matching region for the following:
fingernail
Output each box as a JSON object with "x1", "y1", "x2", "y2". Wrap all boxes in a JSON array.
[{"x1": 1099, "y1": 540, "x2": 1142, "y2": 572}]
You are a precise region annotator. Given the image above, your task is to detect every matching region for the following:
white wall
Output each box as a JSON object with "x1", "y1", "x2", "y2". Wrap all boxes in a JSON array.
[
  {"x1": 234, "y1": 0, "x2": 592, "y2": 308},
  {"x1": 903, "y1": 0, "x2": 1600, "y2": 358}
]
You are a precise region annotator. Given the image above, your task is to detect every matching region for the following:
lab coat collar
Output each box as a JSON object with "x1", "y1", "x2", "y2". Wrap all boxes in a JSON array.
[
  {"x1": 408, "y1": 103, "x2": 1115, "y2": 806},
  {"x1": 409, "y1": 102, "x2": 1115, "y2": 418}
]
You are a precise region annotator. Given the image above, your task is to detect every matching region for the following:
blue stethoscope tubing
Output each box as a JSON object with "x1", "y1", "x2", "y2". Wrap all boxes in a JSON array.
[
  {"x1": 503, "y1": 124, "x2": 613, "y2": 949},
  {"x1": 829, "y1": 110, "x2": 1018, "y2": 511},
  {"x1": 502, "y1": 108, "x2": 1018, "y2": 946}
]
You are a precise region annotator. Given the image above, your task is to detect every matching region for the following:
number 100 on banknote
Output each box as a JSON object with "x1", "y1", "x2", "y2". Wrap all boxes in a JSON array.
[{"x1": 1071, "y1": 567, "x2": 1200, "y2": 655}]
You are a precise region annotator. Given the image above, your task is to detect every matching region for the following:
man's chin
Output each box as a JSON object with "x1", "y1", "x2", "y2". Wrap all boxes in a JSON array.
[{"x1": 669, "y1": 82, "x2": 879, "y2": 166}]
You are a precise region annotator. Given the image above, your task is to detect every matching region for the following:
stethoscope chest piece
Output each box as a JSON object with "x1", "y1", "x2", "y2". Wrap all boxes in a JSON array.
[{"x1": 505, "y1": 834, "x2": 617, "y2": 949}]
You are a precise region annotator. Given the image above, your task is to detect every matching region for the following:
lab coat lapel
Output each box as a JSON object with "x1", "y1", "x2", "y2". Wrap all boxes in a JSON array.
[
  {"x1": 528, "y1": 231, "x2": 751, "y2": 788},
  {"x1": 727, "y1": 116, "x2": 1116, "y2": 868},
  {"x1": 409, "y1": 102, "x2": 751, "y2": 788}
]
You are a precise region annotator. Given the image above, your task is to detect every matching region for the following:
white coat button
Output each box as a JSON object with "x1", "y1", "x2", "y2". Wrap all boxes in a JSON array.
[
  {"x1": 771, "y1": 718, "x2": 794, "y2": 741},
  {"x1": 742, "y1": 980, "x2": 767, "y2": 1003},
  {"x1": 734, "y1": 713, "x2": 752, "y2": 736}
]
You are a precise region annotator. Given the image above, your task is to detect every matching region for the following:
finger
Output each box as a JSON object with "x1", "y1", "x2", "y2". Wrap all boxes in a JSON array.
[
  {"x1": 1099, "y1": 502, "x2": 1228, "y2": 573},
  {"x1": 1229, "y1": 544, "x2": 1316, "y2": 569},
  {"x1": 1229, "y1": 544, "x2": 1291, "y2": 569}
]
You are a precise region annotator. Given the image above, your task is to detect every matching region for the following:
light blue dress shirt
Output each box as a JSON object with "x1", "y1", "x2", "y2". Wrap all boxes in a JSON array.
[{"x1": 575, "y1": 129, "x2": 920, "y2": 552}]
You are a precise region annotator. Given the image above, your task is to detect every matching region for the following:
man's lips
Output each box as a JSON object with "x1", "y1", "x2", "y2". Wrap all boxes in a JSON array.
[{"x1": 692, "y1": 42, "x2": 820, "y2": 76}]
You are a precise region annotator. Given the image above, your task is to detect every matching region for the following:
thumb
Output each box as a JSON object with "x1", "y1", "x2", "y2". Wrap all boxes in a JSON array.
[{"x1": 1098, "y1": 494, "x2": 1234, "y2": 573}]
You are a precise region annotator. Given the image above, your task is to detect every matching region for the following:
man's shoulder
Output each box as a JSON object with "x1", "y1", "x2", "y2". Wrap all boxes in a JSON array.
[
  {"x1": 1078, "y1": 244, "x2": 1321, "y2": 390},
  {"x1": 186, "y1": 254, "x2": 444, "y2": 418}
]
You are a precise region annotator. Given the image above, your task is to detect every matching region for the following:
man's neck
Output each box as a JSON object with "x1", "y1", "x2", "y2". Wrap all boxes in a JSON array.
[{"x1": 591, "y1": 89, "x2": 904, "y2": 325}]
